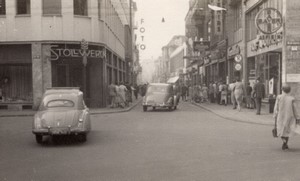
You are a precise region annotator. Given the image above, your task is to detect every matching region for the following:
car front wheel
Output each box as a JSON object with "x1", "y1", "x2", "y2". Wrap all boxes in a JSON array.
[
  {"x1": 79, "y1": 134, "x2": 87, "y2": 142},
  {"x1": 35, "y1": 135, "x2": 43, "y2": 144}
]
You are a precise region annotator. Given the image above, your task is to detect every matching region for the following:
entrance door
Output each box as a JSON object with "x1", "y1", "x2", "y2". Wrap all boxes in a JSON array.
[{"x1": 55, "y1": 64, "x2": 83, "y2": 89}]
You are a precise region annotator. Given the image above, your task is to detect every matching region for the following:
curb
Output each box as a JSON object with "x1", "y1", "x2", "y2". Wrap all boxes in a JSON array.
[
  {"x1": 0, "y1": 100, "x2": 142, "y2": 118},
  {"x1": 191, "y1": 102, "x2": 273, "y2": 126}
]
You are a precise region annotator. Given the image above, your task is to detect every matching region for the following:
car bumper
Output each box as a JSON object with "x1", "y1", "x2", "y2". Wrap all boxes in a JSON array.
[
  {"x1": 142, "y1": 103, "x2": 173, "y2": 107},
  {"x1": 33, "y1": 128, "x2": 89, "y2": 135}
]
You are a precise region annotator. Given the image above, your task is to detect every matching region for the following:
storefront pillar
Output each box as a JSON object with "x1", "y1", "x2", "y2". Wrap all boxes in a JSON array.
[{"x1": 32, "y1": 43, "x2": 52, "y2": 110}]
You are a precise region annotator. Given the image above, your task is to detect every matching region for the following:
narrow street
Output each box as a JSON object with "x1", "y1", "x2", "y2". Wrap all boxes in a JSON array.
[{"x1": 1, "y1": 102, "x2": 300, "y2": 181}]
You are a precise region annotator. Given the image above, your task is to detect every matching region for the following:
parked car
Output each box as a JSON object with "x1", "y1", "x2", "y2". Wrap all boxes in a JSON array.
[
  {"x1": 32, "y1": 87, "x2": 91, "y2": 144},
  {"x1": 142, "y1": 83, "x2": 178, "y2": 111}
]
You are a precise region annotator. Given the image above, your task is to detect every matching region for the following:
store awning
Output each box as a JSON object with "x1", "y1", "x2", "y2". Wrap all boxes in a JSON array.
[{"x1": 167, "y1": 76, "x2": 179, "y2": 84}]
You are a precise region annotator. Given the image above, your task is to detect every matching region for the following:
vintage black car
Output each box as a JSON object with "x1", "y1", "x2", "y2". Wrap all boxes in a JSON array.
[{"x1": 142, "y1": 83, "x2": 178, "y2": 111}]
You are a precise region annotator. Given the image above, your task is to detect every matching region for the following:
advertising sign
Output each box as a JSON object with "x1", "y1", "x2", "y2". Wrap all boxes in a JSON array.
[
  {"x1": 255, "y1": 8, "x2": 283, "y2": 34},
  {"x1": 193, "y1": 41, "x2": 210, "y2": 52}
]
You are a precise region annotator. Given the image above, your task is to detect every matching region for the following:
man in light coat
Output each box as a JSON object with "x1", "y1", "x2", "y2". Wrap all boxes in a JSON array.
[{"x1": 273, "y1": 83, "x2": 300, "y2": 150}]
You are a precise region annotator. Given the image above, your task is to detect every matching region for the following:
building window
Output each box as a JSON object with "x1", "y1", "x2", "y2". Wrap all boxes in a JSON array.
[
  {"x1": 0, "y1": 0, "x2": 6, "y2": 15},
  {"x1": 74, "y1": 0, "x2": 87, "y2": 16},
  {"x1": 17, "y1": 0, "x2": 31, "y2": 15},
  {"x1": 43, "y1": 0, "x2": 61, "y2": 15}
]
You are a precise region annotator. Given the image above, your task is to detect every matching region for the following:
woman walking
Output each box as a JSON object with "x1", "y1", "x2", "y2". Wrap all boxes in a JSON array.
[
  {"x1": 273, "y1": 83, "x2": 300, "y2": 150},
  {"x1": 233, "y1": 78, "x2": 245, "y2": 111}
]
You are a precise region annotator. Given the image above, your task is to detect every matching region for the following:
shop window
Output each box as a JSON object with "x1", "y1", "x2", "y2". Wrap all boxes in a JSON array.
[
  {"x1": 17, "y1": 0, "x2": 31, "y2": 15},
  {"x1": 74, "y1": 0, "x2": 88, "y2": 16},
  {"x1": 43, "y1": 0, "x2": 61, "y2": 15},
  {"x1": 256, "y1": 53, "x2": 281, "y2": 97},
  {"x1": 0, "y1": 0, "x2": 6, "y2": 15}
]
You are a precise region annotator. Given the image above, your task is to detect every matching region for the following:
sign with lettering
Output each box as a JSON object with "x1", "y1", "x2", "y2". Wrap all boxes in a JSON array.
[
  {"x1": 50, "y1": 45, "x2": 105, "y2": 61},
  {"x1": 193, "y1": 41, "x2": 210, "y2": 52},
  {"x1": 255, "y1": 8, "x2": 282, "y2": 34}
]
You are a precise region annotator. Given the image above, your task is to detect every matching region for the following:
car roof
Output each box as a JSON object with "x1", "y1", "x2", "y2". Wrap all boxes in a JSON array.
[{"x1": 44, "y1": 87, "x2": 83, "y2": 96}]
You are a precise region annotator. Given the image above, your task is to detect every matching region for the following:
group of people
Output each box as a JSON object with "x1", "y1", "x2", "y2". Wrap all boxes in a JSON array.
[
  {"x1": 108, "y1": 82, "x2": 147, "y2": 109},
  {"x1": 196, "y1": 77, "x2": 266, "y2": 115}
]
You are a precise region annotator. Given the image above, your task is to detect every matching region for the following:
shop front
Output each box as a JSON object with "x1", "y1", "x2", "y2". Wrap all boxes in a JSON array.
[
  {"x1": 49, "y1": 43, "x2": 106, "y2": 108},
  {"x1": 0, "y1": 44, "x2": 33, "y2": 110}
]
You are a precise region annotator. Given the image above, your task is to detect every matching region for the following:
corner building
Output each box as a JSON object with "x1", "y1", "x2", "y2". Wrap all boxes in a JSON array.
[
  {"x1": 0, "y1": 0, "x2": 131, "y2": 109},
  {"x1": 244, "y1": 0, "x2": 300, "y2": 102}
]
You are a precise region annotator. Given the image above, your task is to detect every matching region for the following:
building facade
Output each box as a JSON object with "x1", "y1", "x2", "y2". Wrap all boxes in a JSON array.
[{"x1": 0, "y1": 0, "x2": 135, "y2": 109}]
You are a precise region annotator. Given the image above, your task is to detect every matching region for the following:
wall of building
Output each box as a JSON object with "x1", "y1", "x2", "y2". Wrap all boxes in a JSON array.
[{"x1": 0, "y1": 0, "x2": 126, "y2": 59}]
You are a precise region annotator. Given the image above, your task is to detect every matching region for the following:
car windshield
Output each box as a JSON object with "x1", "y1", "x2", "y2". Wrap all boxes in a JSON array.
[
  {"x1": 147, "y1": 85, "x2": 168, "y2": 93},
  {"x1": 46, "y1": 100, "x2": 74, "y2": 108}
]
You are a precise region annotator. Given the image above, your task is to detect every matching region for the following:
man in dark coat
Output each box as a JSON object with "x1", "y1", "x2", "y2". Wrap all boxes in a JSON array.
[{"x1": 253, "y1": 77, "x2": 265, "y2": 115}]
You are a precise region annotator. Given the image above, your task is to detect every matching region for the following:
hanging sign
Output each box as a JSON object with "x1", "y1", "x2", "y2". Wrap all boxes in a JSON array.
[{"x1": 234, "y1": 54, "x2": 242, "y2": 63}]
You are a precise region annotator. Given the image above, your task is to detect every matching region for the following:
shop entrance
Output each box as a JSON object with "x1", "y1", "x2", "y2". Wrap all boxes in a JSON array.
[
  {"x1": 55, "y1": 64, "x2": 83, "y2": 88},
  {"x1": 256, "y1": 52, "x2": 281, "y2": 96}
]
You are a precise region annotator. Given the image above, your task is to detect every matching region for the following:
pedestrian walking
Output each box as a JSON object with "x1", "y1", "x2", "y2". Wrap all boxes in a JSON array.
[
  {"x1": 208, "y1": 82, "x2": 214, "y2": 103},
  {"x1": 233, "y1": 78, "x2": 245, "y2": 111},
  {"x1": 246, "y1": 82, "x2": 253, "y2": 109},
  {"x1": 213, "y1": 82, "x2": 217, "y2": 103},
  {"x1": 229, "y1": 80, "x2": 236, "y2": 108},
  {"x1": 108, "y1": 82, "x2": 117, "y2": 108},
  {"x1": 133, "y1": 84, "x2": 139, "y2": 100},
  {"x1": 181, "y1": 84, "x2": 188, "y2": 101},
  {"x1": 220, "y1": 82, "x2": 228, "y2": 105},
  {"x1": 202, "y1": 84, "x2": 208, "y2": 102},
  {"x1": 273, "y1": 83, "x2": 300, "y2": 150},
  {"x1": 253, "y1": 77, "x2": 265, "y2": 115},
  {"x1": 116, "y1": 82, "x2": 127, "y2": 108}
]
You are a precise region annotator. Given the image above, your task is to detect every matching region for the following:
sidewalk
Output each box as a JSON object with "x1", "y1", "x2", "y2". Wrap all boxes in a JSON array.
[
  {"x1": 191, "y1": 101, "x2": 274, "y2": 126},
  {"x1": 0, "y1": 97, "x2": 142, "y2": 118}
]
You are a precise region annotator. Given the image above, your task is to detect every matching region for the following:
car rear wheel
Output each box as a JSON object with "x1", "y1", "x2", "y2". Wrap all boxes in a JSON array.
[
  {"x1": 35, "y1": 135, "x2": 43, "y2": 144},
  {"x1": 143, "y1": 106, "x2": 147, "y2": 112}
]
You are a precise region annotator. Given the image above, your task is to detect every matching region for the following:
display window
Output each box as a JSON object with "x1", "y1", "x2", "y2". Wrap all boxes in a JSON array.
[{"x1": 255, "y1": 52, "x2": 281, "y2": 97}]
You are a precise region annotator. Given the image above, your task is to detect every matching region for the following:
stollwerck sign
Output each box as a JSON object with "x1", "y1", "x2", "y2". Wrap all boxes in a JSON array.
[
  {"x1": 50, "y1": 42, "x2": 106, "y2": 61},
  {"x1": 255, "y1": 7, "x2": 283, "y2": 34}
]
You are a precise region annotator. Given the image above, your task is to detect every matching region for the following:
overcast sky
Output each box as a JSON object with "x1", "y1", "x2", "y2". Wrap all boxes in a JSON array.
[{"x1": 134, "y1": 0, "x2": 189, "y2": 61}]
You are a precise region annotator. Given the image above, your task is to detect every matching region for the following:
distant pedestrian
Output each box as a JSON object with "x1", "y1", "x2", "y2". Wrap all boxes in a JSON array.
[
  {"x1": 246, "y1": 83, "x2": 253, "y2": 109},
  {"x1": 233, "y1": 78, "x2": 245, "y2": 111},
  {"x1": 181, "y1": 84, "x2": 188, "y2": 101},
  {"x1": 229, "y1": 80, "x2": 236, "y2": 108},
  {"x1": 209, "y1": 83, "x2": 214, "y2": 103},
  {"x1": 220, "y1": 82, "x2": 228, "y2": 105},
  {"x1": 202, "y1": 84, "x2": 208, "y2": 102},
  {"x1": 108, "y1": 83, "x2": 117, "y2": 108},
  {"x1": 273, "y1": 83, "x2": 300, "y2": 150},
  {"x1": 133, "y1": 84, "x2": 139, "y2": 100},
  {"x1": 253, "y1": 77, "x2": 265, "y2": 115}
]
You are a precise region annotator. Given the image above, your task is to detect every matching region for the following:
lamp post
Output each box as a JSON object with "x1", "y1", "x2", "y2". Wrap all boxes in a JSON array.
[{"x1": 81, "y1": 39, "x2": 88, "y2": 100}]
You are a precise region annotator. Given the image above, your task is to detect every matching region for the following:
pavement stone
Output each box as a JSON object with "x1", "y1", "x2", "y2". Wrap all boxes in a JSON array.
[
  {"x1": 191, "y1": 101, "x2": 274, "y2": 126},
  {"x1": 0, "y1": 97, "x2": 142, "y2": 118}
]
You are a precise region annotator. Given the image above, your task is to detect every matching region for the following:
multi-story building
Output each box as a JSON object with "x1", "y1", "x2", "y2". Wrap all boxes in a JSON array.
[
  {"x1": 227, "y1": 0, "x2": 300, "y2": 112},
  {"x1": 161, "y1": 35, "x2": 187, "y2": 84},
  {"x1": 0, "y1": 0, "x2": 136, "y2": 109},
  {"x1": 185, "y1": 0, "x2": 211, "y2": 86}
]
